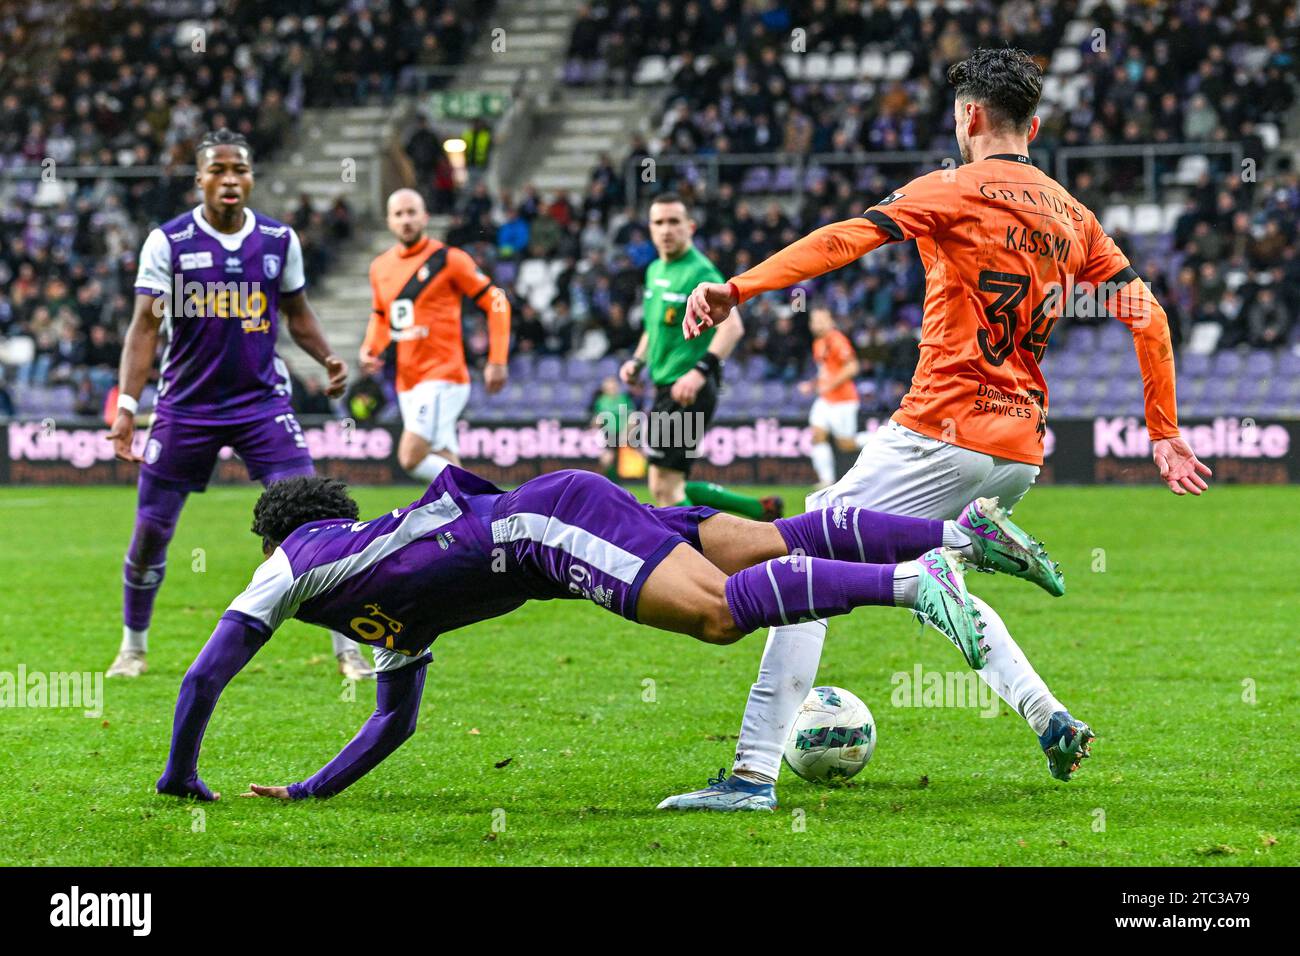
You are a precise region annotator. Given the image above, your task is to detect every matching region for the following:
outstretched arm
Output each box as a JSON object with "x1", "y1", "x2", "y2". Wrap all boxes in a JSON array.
[
  {"x1": 245, "y1": 655, "x2": 431, "y2": 800},
  {"x1": 156, "y1": 613, "x2": 272, "y2": 801},
  {"x1": 451, "y1": 248, "x2": 512, "y2": 394},
  {"x1": 684, "y1": 217, "x2": 894, "y2": 338}
]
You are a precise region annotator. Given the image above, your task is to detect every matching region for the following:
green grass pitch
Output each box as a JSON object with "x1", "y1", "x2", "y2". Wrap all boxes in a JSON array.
[{"x1": 1, "y1": 481, "x2": 1295, "y2": 866}]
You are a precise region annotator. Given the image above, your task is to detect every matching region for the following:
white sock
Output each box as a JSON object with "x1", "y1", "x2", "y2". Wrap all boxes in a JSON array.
[
  {"x1": 121, "y1": 627, "x2": 148, "y2": 653},
  {"x1": 942, "y1": 520, "x2": 973, "y2": 552},
  {"x1": 811, "y1": 442, "x2": 835, "y2": 486},
  {"x1": 330, "y1": 631, "x2": 359, "y2": 657},
  {"x1": 410, "y1": 452, "x2": 452, "y2": 482},
  {"x1": 968, "y1": 594, "x2": 1064, "y2": 735},
  {"x1": 892, "y1": 561, "x2": 921, "y2": 606},
  {"x1": 732, "y1": 619, "x2": 828, "y2": 783}
]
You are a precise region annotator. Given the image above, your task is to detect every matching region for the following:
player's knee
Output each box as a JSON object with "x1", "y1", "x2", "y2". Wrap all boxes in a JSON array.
[
  {"x1": 397, "y1": 446, "x2": 422, "y2": 471},
  {"x1": 698, "y1": 599, "x2": 744, "y2": 645}
]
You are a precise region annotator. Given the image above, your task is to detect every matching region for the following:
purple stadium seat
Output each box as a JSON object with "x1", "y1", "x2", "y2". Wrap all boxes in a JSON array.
[
  {"x1": 1212, "y1": 351, "x2": 1244, "y2": 376},
  {"x1": 742, "y1": 167, "x2": 772, "y2": 193},
  {"x1": 1098, "y1": 324, "x2": 1129, "y2": 353},
  {"x1": 1179, "y1": 352, "x2": 1212, "y2": 377},
  {"x1": 1244, "y1": 350, "x2": 1276, "y2": 377},
  {"x1": 773, "y1": 166, "x2": 799, "y2": 191},
  {"x1": 1068, "y1": 326, "x2": 1099, "y2": 352},
  {"x1": 535, "y1": 356, "x2": 563, "y2": 380},
  {"x1": 493, "y1": 261, "x2": 518, "y2": 286}
]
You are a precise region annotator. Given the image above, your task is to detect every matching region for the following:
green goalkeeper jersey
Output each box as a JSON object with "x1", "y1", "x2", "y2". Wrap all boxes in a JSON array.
[{"x1": 642, "y1": 245, "x2": 725, "y2": 386}]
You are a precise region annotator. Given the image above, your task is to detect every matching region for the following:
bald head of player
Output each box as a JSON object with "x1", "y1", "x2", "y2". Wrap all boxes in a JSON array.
[
  {"x1": 648, "y1": 193, "x2": 696, "y2": 261},
  {"x1": 194, "y1": 129, "x2": 254, "y2": 232},
  {"x1": 387, "y1": 188, "x2": 430, "y2": 248},
  {"x1": 948, "y1": 48, "x2": 1043, "y2": 165}
]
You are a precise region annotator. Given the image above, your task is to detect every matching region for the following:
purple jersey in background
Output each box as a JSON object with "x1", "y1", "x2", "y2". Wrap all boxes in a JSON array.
[
  {"x1": 134, "y1": 206, "x2": 304, "y2": 425},
  {"x1": 224, "y1": 467, "x2": 525, "y2": 665}
]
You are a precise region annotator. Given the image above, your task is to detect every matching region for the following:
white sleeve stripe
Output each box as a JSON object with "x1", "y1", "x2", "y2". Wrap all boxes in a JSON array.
[{"x1": 765, "y1": 561, "x2": 789, "y2": 626}]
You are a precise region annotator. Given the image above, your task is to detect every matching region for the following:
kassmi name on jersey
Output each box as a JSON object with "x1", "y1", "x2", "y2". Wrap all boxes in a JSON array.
[{"x1": 152, "y1": 275, "x2": 270, "y2": 332}]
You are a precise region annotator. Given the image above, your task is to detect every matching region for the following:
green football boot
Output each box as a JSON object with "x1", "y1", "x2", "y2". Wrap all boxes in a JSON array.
[
  {"x1": 957, "y1": 497, "x2": 1066, "y2": 597},
  {"x1": 912, "y1": 547, "x2": 988, "y2": 670}
]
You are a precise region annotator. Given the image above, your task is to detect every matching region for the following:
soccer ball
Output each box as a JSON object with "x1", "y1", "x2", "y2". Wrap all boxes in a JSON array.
[{"x1": 782, "y1": 686, "x2": 876, "y2": 782}]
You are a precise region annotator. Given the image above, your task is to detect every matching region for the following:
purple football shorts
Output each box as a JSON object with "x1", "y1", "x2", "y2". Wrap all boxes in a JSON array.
[
  {"x1": 141, "y1": 410, "x2": 314, "y2": 492},
  {"x1": 488, "y1": 469, "x2": 717, "y2": 622}
]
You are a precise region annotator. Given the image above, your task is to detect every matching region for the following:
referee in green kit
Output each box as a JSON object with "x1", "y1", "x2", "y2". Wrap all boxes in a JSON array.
[{"x1": 619, "y1": 193, "x2": 783, "y2": 520}]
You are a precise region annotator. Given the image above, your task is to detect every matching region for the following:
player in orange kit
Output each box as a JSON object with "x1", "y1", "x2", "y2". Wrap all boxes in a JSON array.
[
  {"x1": 361, "y1": 188, "x2": 511, "y2": 481},
  {"x1": 660, "y1": 48, "x2": 1213, "y2": 811},
  {"x1": 798, "y1": 307, "x2": 861, "y2": 489}
]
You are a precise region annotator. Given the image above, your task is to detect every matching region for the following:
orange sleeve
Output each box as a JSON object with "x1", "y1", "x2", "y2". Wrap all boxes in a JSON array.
[
  {"x1": 1085, "y1": 221, "x2": 1179, "y2": 440},
  {"x1": 834, "y1": 332, "x2": 855, "y2": 364},
  {"x1": 449, "y1": 247, "x2": 511, "y2": 366},
  {"x1": 730, "y1": 170, "x2": 953, "y2": 303},
  {"x1": 859, "y1": 169, "x2": 953, "y2": 242},
  {"x1": 362, "y1": 262, "x2": 391, "y2": 357},
  {"x1": 729, "y1": 217, "x2": 893, "y2": 303}
]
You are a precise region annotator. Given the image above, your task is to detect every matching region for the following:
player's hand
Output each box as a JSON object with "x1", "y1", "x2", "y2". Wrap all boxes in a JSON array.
[
  {"x1": 241, "y1": 783, "x2": 292, "y2": 800},
  {"x1": 683, "y1": 282, "x2": 737, "y2": 340},
  {"x1": 670, "y1": 369, "x2": 706, "y2": 406},
  {"x1": 1153, "y1": 436, "x2": 1212, "y2": 496},
  {"x1": 108, "y1": 410, "x2": 142, "y2": 463},
  {"x1": 156, "y1": 773, "x2": 219, "y2": 801},
  {"x1": 619, "y1": 359, "x2": 642, "y2": 386},
  {"x1": 484, "y1": 362, "x2": 508, "y2": 394},
  {"x1": 323, "y1": 355, "x2": 349, "y2": 398},
  {"x1": 358, "y1": 348, "x2": 383, "y2": 376},
  {"x1": 797, "y1": 380, "x2": 816, "y2": 396}
]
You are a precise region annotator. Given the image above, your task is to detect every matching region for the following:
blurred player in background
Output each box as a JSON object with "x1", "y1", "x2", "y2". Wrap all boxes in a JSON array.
[
  {"x1": 799, "y1": 307, "x2": 861, "y2": 489},
  {"x1": 663, "y1": 48, "x2": 1213, "y2": 810},
  {"x1": 590, "y1": 375, "x2": 635, "y2": 482},
  {"x1": 106, "y1": 129, "x2": 372, "y2": 680},
  {"x1": 620, "y1": 193, "x2": 782, "y2": 520},
  {"x1": 361, "y1": 188, "x2": 511, "y2": 482}
]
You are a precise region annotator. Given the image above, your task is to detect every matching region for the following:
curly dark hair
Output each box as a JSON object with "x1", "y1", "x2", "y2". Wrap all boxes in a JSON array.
[
  {"x1": 947, "y1": 48, "x2": 1043, "y2": 132},
  {"x1": 195, "y1": 128, "x2": 253, "y2": 166},
  {"x1": 251, "y1": 476, "x2": 359, "y2": 551}
]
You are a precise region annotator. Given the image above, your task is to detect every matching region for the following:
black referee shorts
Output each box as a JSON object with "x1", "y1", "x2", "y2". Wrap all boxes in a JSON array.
[{"x1": 643, "y1": 374, "x2": 719, "y2": 475}]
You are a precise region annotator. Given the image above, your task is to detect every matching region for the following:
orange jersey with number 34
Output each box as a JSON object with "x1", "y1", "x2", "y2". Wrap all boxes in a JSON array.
[{"x1": 730, "y1": 154, "x2": 1179, "y2": 465}]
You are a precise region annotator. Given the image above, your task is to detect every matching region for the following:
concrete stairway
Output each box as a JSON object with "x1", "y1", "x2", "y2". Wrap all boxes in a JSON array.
[
  {"x1": 258, "y1": 104, "x2": 399, "y2": 383},
  {"x1": 519, "y1": 95, "x2": 651, "y2": 194},
  {"x1": 457, "y1": 0, "x2": 576, "y2": 96}
]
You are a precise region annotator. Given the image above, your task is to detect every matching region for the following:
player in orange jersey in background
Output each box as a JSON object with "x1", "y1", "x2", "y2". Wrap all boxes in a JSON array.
[
  {"x1": 798, "y1": 307, "x2": 861, "y2": 489},
  {"x1": 361, "y1": 188, "x2": 511, "y2": 481}
]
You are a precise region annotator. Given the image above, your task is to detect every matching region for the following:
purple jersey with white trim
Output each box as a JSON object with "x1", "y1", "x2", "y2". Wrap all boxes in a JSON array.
[
  {"x1": 223, "y1": 467, "x2": 524, "y2": 660},
  {"x1": 134, "y1": 206, "x2": 303, "y2": 425}
]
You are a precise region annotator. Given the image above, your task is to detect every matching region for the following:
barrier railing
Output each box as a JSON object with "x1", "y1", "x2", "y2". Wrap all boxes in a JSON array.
[{"x1": 624, "y1": 141, "x2": 1254, "y2": 205}]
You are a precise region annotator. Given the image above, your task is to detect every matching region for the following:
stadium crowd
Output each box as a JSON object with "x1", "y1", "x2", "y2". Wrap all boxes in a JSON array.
[
  {"x1": 2, "y1": 0, "x2": 1298, "y2": 419},
  {"x1": 0, "y1": 0, "x2": 486, "y2": 414}
]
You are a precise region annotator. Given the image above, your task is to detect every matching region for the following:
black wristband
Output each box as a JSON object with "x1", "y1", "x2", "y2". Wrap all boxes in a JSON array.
[
  {"x1": 630, "y1": 357, "x2": 645, "y2": 374},
  {"x1": 694, "y1": 352, "x2": 721, "y2": 378}
]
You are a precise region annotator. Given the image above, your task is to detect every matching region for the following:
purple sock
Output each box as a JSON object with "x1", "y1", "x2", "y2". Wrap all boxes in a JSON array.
[
  {"x1": 725, "y1": 556, "x2": 898, "y2": 633},
  {"x1": 775, "y1": 505, "x2": 942, "y2": 564},
  {"x1": 123, "y1": 476, "x2": 187, "y2": 631}
]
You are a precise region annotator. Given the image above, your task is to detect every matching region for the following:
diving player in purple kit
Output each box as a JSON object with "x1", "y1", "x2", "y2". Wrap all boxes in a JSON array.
[
  {"x1": 154, "y1": 466, "x2": 1065, "y2": 803},
  {"x1": 106, "y1": 129, "x2": 373, "y2": 681}
]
